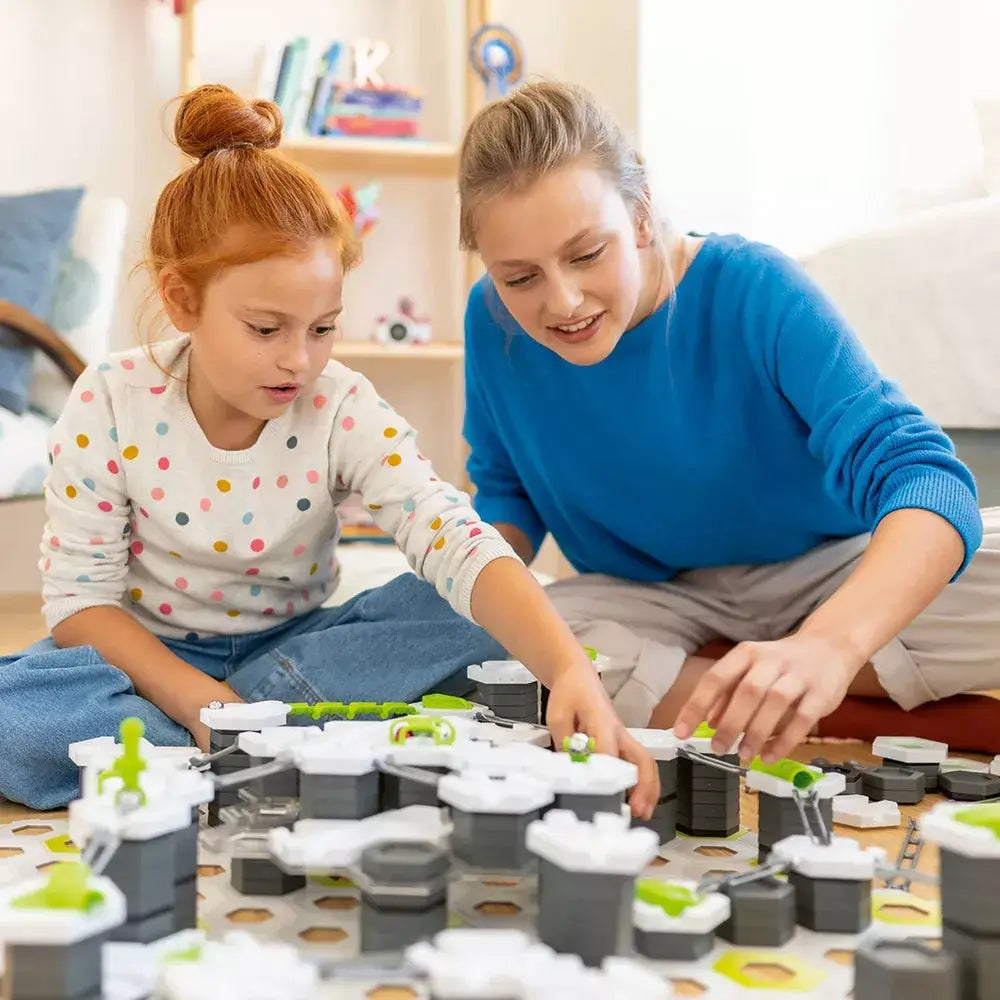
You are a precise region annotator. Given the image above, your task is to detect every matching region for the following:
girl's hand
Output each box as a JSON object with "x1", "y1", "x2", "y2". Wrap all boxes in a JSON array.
[
  {"x1": 183, "y1": 679, "x2": 245, "y2": 752},
  {"x1": 545, "y1": 660, "x2": 661, "y2": 819},
  {"x1": 673, "y1": 634, "x2": 865, "y2": 764}
]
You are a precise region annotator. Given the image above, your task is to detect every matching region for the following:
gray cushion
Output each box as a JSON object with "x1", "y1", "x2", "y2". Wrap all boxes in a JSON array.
[{"x1": 0, "y1": 187, "x2": 84, "y2": 414}]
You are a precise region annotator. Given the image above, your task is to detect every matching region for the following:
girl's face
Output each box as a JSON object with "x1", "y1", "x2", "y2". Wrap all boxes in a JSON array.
[
  {"x1": 475, "y1": 162, "x2": 654, "y2": 366},
  {"x1": 164, "y1": 238, "x2": 344, "y2": 427}
]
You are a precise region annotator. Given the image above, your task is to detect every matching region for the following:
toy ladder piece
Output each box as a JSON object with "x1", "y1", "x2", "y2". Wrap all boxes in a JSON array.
[
  {"x1": 80, "y1": 827, "x2": 120, "y2": 877},
  {"x1": 884, "y1": 817, "x2": 923, "y2": 891},
  {"x1": 791, "y1": 786, "x2": 832, "y2": 846}
]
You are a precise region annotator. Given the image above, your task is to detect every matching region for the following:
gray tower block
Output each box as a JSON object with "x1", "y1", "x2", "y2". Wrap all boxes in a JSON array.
[
  {"x1": 239, "y1": 726, "x2": 324, "y2": 802},
  {"x1": 717, "y1": 875, "x2": 796, "y2": 947},
  {"x1": 201, "y1": 701, "x2": 290, "y2": 827},
  {"x1": 0, "y1": 865, "x2": 126, "y2": 1000},
  {"x1": 530, "y1": 745, "x2": 639, "y2": 826},
  {"x1": 468, "y1": 660, "x2": 540, "y2": 724},
  {"x1": 292, "y1": 740, "x2": 382, "y2": 820},
  {"x1": 103, "y1": 835, "x2": 178, "y2": 943},
  {"x1": 676, "y1": 753, "x2": 741, "y2": 838},
  {"x1": 771, "y1": 834, "x2": 884, "y2": 934},
  {"x1": 748, "y1": 763, "x2": 844, "y2": 859},
  {"x1": 861, "y1": 765, "x2": 925, "y2": 804},
  {"x1": 230, "y1": 856, "x2": 306, "y2": 897},
  {"x1": 873, "y1": 736, "x2": 948, "y2": 792},
  {"x1": 921, "y1": 802, "x2": 1000, "y2": 936},
  {"x1": 527, "y1": 810, "x2": 659, "y2": 968},
  {"x1": 627, "y1": 728, "x2": 680, "y2": 845},
  {"x1": 358, "y1": 840, "x2": 450, "y2": 953},
  {"x1": 633, "y1": 878, "x2": 730, "y2": 961},
  {"x1": 940, "y1": 771, "x2": 1000, "y2": 802},
  {"x1": 941, "y1": 923, "x2": 1000, "y2": 1000},
  {"x1": 437, "y1": 771, "x2": 554, "y2": 872},
  {"x1": 854, "y1": 939, "x2": 960, "y2": 1000}
]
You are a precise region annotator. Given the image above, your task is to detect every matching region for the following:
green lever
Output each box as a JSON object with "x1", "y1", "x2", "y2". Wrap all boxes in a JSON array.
[
  {"x1": 12, "y1": 861, "x2": 103, "y2": 913},
  {"x1": 749, "y1": 757, "x2": 818, "y2": 790},
  {"x1": 635, "y1": 878, "x2": 702, "y2": 917},
  {"x1": 97, "y1": 717, "x2": 147, "y2": 806}
]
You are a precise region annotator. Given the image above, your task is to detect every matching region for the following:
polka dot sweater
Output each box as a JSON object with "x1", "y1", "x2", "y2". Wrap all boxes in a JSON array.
[{"x1": 40, "y1": 337, "x2": 515, "y2": 639}]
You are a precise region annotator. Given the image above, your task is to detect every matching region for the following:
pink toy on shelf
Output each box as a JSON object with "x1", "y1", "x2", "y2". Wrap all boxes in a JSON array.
[{"x1": 374, "y1": 297, "x2": 431, "y2": 345}]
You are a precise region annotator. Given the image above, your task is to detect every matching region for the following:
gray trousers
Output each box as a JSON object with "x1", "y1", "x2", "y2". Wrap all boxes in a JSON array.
[{"x1": 545, "y1": 507, "x2": 1000, "y2": 727}]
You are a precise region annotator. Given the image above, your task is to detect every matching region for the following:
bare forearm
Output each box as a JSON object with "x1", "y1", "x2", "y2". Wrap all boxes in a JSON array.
[
  {"x1": 469, "y1": 556, "x2": 587, "y2": 689},
  {"x1": 797, "y1": 508, "x2": 965, "y2": 663},
  {"x1": 51, "y1": 605, "x2": 231, "y2": 729},
  {"x1": 494, "y1": 522, "x2": 536, "y2": 565}
]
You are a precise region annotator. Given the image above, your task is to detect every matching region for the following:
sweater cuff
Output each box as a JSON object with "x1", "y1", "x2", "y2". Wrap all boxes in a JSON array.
[
  {"x1": 43, "y1": 596, "x2": 122, "y2": 632},
  {"x1": 453, "y1": 539, "x2": 523, "y2": 623},
  {"x1": 876, "y1": 471, "x2": 983, "y2": 579}
]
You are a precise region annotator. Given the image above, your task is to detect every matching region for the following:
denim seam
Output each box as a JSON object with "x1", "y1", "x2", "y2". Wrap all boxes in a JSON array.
[{"x1": 247, "y1": 649, "x2": 324, "y2": 704}]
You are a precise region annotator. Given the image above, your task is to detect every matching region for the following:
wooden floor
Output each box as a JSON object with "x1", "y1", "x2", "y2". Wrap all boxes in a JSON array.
[{"x1": 0, "y1": 593, "x2": 46, "y2": 654}]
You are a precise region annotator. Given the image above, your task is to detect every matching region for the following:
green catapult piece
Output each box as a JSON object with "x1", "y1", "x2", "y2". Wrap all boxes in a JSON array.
[
  {"x1": 421, "y1": 693, "x2": 475, "y2": 711},
  {"x1": 635, "y1": 878, "x2": 703, "y2": 917},
  {"x1": 583, "y1": 645, "x2": 599, "y2": 662},
  {"x1": 97, "y1": 717, "x2": 147, "y2": 807},
  {"x1": 750, "y1": 757, "x2": 819, "y2": 790},
  {"x1": 12, "y1": 861, "x2": 103, "y2": 913},
  {"x1": 286, "y1": 701, "x2": 417, "y2": 721},
  {"x1": 389, "y1": 715, "x2": 457, "y2": 746},
  {"x1": 692, "y1": 722, "x2": 716, "y2": 739},
  {"x1": 954, "y1": 803, "x2": 1000, "y2": 839},
  {"x1": 563, "y1": 733, "x2": 596, "y2": 763}
]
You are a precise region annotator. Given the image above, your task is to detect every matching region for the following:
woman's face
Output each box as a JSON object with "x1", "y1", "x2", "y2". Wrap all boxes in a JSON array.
[{"x1": 475, "y1": 162, "x2": 653, "y2": 366}]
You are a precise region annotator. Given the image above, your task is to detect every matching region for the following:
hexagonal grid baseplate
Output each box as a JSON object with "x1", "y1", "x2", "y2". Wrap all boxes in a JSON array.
[{"x1": 0, "y1": 817, "x2": 943, "y2": 999}]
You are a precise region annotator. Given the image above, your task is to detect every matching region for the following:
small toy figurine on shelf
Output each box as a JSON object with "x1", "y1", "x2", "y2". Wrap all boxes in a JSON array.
[
  {"x1": 336, "y1": 181, "x2": 380, "y2": 238},
  {"x1": 374, "y1": 296, "x2": 432, "y2": 345}
]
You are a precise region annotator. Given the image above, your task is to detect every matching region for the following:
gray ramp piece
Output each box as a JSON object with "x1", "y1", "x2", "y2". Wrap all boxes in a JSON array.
[
  {"x1": 4, "y1": 939, "x2": 102, "y2": 1000},
  {"x1": 853, "y1": 939, "x2": 960, "y2": 1000},
  {"x1": 536, "y1": 858, "x2": 633, "y2": 968}
]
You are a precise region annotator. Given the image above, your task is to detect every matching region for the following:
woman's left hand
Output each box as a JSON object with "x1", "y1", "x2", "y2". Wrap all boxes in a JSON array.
[
  {"x1": 545, "y1": 661, "x2": 661, "y2": 819},
  {"x1": 673, "y1": 633, "x2": 866, "y2": 764}
]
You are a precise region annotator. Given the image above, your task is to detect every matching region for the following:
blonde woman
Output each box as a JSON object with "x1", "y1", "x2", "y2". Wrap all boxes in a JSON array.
[{"x1": 459, "y1": 80, "x2": 1000, "y2": 765}]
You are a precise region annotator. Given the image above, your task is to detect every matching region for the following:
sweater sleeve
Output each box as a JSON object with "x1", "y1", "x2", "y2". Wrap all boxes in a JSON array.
[
  {"x1": 329, "y1": 370, "x2": 520, "y2": 622},
  {"x1": 462, "y1": 281, "x2": 547, "y2": 552},
  {"x1": 759, "y1": 250, "x2": 982, "y2": 577},
  {"x1": 40, "y1": 365, "x2": 132, "y2": 629}
]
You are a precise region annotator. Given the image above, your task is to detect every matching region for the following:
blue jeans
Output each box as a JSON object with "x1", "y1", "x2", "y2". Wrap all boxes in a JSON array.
[{"x1": 0, "y1": 574, "x2": 505, "y2": 809}]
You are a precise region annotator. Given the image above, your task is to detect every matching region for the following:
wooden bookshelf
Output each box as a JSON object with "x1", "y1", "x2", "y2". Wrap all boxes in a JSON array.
[
  {"x1": 281, "y1": 136, "x2": 460, "y2": 178},
  {"x1": 332, "y1": 340, "x2": 464, "y2": 362}
]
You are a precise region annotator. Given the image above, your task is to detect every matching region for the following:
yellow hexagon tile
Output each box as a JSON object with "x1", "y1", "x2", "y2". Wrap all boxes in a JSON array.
[
  {"x1": 43, "y1": 833, "x2": 79, "y2": 855},
  {"x1": 871, "y1": 889, "x2": 940, "y2": 928},
  {"x1": 713, "y1": 949, "x2": 826, "y2": 992}
]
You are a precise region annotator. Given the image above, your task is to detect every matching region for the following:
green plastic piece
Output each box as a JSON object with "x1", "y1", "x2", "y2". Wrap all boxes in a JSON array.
[
  {"x1": 692, "y1": 722, "x2": 716, "y2": 739},
  {"x1": 583, "y1": 645, "x2": 598, "y2": 662},
  {"x1": 97, "y1": 717, "x2": 147, "y2": 806},
  {"x1": 12, "y1": 862, "x2": 103, "y2": 913},
  {"x1": 421, "y1": 693, "x2": 475, "y2": 711},
  {"x1": 162, "y1": 943, "x2": 204, "y2": 963},
  {"x1": 286, "y1": 701, "x2": 416, "y2": 721},
  {"x1": 749, "y1": 757, "x2": 818, "y2": 790},
  {"x1": 954, "y1": 803, "x2": 1000, "y2": 839},
  {"x1": 389, "y1": 715, "x2": 457, "y2": 746},
  {"x1": 562, "y1": 733, "x2": 596, "y2": 762},
  {"x1": 635, "y1": 878, "x2": 702, "y2": 917}
]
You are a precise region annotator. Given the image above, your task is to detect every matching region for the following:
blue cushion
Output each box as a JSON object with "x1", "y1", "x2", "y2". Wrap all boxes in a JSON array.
[{"x1": 0, "y1": 187, "x2": 85, "y2": 415}]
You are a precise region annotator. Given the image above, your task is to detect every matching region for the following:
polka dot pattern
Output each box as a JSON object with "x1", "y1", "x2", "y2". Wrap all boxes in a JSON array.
[{"x1": 122, "y1": 445, "x2": 139, "y2": 460}]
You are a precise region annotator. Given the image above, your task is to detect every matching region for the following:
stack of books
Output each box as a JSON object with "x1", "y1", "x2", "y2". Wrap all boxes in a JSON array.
[{"x1": 257, "y1": 38, "x2": 423, "y2": 140}]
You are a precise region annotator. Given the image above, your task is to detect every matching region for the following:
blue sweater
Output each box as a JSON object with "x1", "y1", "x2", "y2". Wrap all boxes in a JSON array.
[{"x1": 463, "y1": 234, "x2": 982, "y2": 581}]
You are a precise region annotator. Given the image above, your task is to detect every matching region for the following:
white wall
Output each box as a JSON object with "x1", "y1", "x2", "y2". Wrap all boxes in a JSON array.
[{"x1": 637, "y1": 0, "x2": 1000, "y2": 256}]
